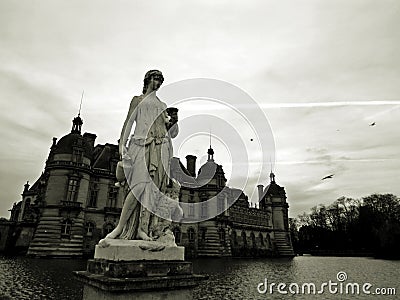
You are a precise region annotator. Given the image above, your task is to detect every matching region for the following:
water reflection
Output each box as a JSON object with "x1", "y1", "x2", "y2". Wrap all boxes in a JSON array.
[
  {"x1": 0, "y1": 256, "x2": 86, "y2": 300},
  {"x1": 0, "y1": 256, "x2": 398, "y2": 299},
  {"x1": 191, "y1": 256, "x2": 400, "y2": 300}
]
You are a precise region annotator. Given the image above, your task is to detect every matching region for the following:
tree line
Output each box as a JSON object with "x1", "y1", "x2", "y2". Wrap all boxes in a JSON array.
[{"x1": 289, "y1": 193, "x2": 400, "y2": 259}]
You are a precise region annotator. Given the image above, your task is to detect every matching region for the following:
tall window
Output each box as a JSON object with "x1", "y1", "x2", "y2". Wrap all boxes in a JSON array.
[
  {"x1": 199, "y1": 227, "x2": 206, "y2": 243},
  {"x1": 61, "y1": 219, "x2": 72, "y2": 237},
  {"x1": 259, "y1": 232, "x2": 265, "y2": 246},
  {"x1": 266, "y1": 234, "x2": 271, "y2": 249},
  {"x1": 88, "y1": 181, "x2": 99, "y2": 207},
  {"x1": 67, "y1": 178, "x2": 79, "y2": 201},
  {"x1": 188, "y1": 228, "x2": 195, "y2": 243},
  {"x1": 201, "y1": 202, "x2": 208, "y2": 218},
  {"x1": 72, "y1": 148, "x2": 83, "y2": 163},
  {"x1": 217, "y1": 176, "x2": 224, "y2": 187},
  {"x1": 173, "y1": 227, "x2": 181, "y2": 244},
  {"x1": 189, "y1": 203, "x2": 195, "y2": 217},
  {"x1": 217, "y1": 195, "x2": 225, "y2": 213},
  {"x1": 232, "y1": 230, "x2": 237, "y2": 246},
  {"x1": 251, "y1": 232, "x2": 256, "y2": 248},
  {"x1": 218, "y1": 228, "x2": 226, "y2": 243},
  {"x1": 108, "y1": 186, "x2": 118, "y2": 207},
  {"x1": 242, "y1": 231, "x2": 247, "y2": 246}
]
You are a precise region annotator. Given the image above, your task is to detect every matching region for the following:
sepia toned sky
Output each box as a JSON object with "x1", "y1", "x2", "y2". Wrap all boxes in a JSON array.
[{"x1": 1, "y1": 0, "x2": 400, "y2": 218}]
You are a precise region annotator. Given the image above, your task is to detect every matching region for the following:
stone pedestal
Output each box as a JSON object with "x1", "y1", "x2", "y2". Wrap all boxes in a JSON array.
[
  {"x1": 94, "y1": 239, "x2": 185, "y2": 261},
  {"x1": 75, "y1": 240, "x2": 208, "y2": 300}
]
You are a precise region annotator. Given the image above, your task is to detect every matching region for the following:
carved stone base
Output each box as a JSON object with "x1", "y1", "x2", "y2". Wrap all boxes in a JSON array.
[
  {"x1": 75, "y1": 239, "x2": 208, "y2": 299},
  {"x1": 94, "y1": 239, "x2": 185, "y2": 261},
  {"x1": 87, "y1": 259, "x2": 193, "y2": 278}
]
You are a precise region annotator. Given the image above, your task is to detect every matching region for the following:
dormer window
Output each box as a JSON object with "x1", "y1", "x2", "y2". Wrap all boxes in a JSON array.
[{"x1": 72, "y1": 148, "x2": 83, "y2": 163}]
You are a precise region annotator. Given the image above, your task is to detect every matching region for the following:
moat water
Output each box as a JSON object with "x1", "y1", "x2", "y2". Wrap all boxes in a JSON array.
[{"x1": 0, "y1": 255, "x2": 398, "y2": 299}]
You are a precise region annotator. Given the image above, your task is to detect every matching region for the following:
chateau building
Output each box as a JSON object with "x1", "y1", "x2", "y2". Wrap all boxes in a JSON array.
[{"x1": 0, "y1": 115, "x2": 294, "y2": 258}]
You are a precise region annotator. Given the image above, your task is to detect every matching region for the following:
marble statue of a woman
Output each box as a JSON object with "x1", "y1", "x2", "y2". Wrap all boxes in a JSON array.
[{"x1": 99, "y1": 70, "x2": 181, "y2": 247}]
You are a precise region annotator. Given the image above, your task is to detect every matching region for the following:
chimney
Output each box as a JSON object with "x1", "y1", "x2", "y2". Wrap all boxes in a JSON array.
[
  {"x1": 257, "y1": 184, "x2": 264, "y2": 201},
  {"x1": 83, "y1": 132, "x2": 97, "y2": 148},
  {"x1": 185, "y1": 155, "x2": 197, "y2": 177}
]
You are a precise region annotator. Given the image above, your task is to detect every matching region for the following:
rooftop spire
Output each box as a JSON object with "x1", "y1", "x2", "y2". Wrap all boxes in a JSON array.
[
  {"x1": 270, "y1": 172, "x2": 276, "y2": 183},
  {"x1": 78, "y1": 90, "x2": 84, "y2": 117},
  {"x1": 71, "y1": 91, "x2": 84, "y2": 134},
  {"x1": 269, "y1": 156, "x2": 276, "y2": 183},
  {"x1": 209, "y1": 129, "x2": 212, "y2": 148},
  {"x1": 207, "y1": 130, "x2": 214, "y2": 162}
]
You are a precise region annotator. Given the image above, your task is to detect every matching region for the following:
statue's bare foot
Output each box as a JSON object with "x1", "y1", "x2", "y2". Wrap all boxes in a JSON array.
[
  {"x1": 105, "y1": 227, "x2": 122, "y2": 240},
  {"x1": 98, "y1": 238, "x2": 111, "y2": 248},
  {"x1": 137, "y1": 229, "x2": 153, "y2": 241}
]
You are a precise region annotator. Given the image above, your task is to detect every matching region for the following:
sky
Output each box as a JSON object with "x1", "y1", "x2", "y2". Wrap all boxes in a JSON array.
[{"x1": 1, "y1": 0, "x2": 400, "y2": 218}]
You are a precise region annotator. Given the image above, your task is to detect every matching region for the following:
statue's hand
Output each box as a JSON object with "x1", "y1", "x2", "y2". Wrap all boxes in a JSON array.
[
  {"x1": 166, "y1": 108, "x2": 178, "y2": 129},
  {"x1": 170, "y1": 113, "x2": 178, "y2": 124},
  {"x1": 166, "y1": 118, "x2": 178, "y2": 131},
  {"x1": 122, "y1": 153, "x2": 131, "y2": 160},
  {"x1": 119, "y1": 145, "x2": 129, "y2": 160}
]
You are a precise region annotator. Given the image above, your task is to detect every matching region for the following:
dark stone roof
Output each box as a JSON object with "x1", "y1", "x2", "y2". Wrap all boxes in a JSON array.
[
  {"x1": 53, "y1": 133, "x2": 92, "y2": 157},
  {"x1": 230, "y1": 188, "x2": 249, "y2": 208},
  {"x1": 93, "y1": 144, "x2": 118, "y2": 170},
  {"x1": 263, "y1": 182, "x2": 286, "y2": 198},
  {"x1": 170, "y1": 157, "x2": 198, "y2": 187},
  {"x1": 197, "y1": 161, "x2": 226, "y2": 184}
]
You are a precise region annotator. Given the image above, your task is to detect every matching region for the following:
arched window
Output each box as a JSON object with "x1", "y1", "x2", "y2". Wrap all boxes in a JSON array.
[
  {"x1": 241, "y1": 231, "x2": 247, "y2": 246},
  {"x1": 266, "y1": 234, "x2": 271, "y2": 249},
  {"x1": 187, "y1": 228, "x2": 195, "y2": 243},
  {"x1": 232, "y1": 230, "x2": 237, "y2": 246},
  {"x1": 88, "y1": 180, "x2": 99, "y2": 208},
  {"x1": 259, "y1": 232, "x2": 264, "y2": 246},
  {"x1": 250, "y1": 232, "x2": 256, "y2": 248},
  {"x1": 86, "y1": 222, "x2": 95, "y2": 236},
  {"x1": 61, "y1": 219, "x2": 72, "y2": 237},
  {"x1": 199, "y1": 227, "x2": 206, "y2": 243},
  {"x1": 173, "y1": 227, "x2": 181, "y2": 244}
]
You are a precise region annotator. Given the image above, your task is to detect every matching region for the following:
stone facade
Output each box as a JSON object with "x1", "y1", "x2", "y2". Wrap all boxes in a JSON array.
[{"x1": 0, "y1": 116, "x2": 294, "y2": 257}]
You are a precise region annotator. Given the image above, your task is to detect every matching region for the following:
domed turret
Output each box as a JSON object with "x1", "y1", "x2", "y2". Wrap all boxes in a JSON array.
[
  {"x1": 197, "y1": 146, "x2": 226, "y2": 188},
  {"x1": 51, "y1": 115, "x2": 93, "y2": 158}
]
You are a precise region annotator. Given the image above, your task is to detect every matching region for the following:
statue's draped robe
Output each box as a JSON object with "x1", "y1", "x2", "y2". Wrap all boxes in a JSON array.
[{"x1": 119, "y1": 92, "x2": 178, "y2": 239}]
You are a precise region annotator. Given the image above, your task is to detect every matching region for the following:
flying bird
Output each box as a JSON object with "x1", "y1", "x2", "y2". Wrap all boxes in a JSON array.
[
  {"x1": 369, "y1": 122, "x2": 376, "y2": 126},
  {"x1": 321, "y1": 174, "x2": 334, "y2": 180}
]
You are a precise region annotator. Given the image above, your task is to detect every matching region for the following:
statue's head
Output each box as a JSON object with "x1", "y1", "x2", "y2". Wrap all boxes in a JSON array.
[{"x1": 143, "y1": 70, "x2": 164, "y2": 94}]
